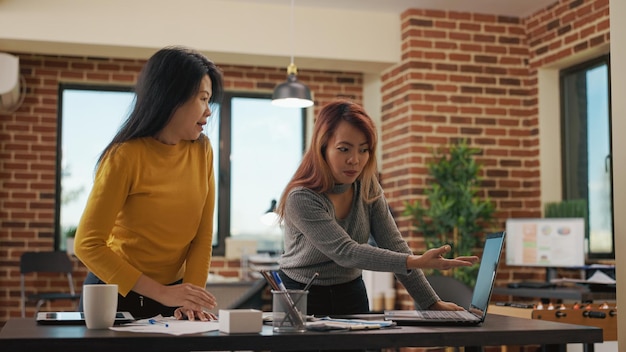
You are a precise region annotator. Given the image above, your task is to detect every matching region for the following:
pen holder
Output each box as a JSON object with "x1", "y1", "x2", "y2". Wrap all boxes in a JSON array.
[{"x1": 271, "y1": 289, "x2": 307, "y2": 333}]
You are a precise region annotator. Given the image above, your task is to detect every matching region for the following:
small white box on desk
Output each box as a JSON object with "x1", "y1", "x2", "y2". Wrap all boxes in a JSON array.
[{"x1": 218, "y1": 309, "x2": 263, "y2": 333}]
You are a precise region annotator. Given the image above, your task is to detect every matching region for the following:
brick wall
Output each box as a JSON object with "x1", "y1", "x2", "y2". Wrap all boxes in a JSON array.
[
  {"x1": 380, "y1": 0, "x2": 609, "y2": 310},
  {"x1": 527, "y1": 0, "x2": 609, "y2": 68},
  {"x1": 0, "y1": 53, "x2": 363, "y2": 322}
]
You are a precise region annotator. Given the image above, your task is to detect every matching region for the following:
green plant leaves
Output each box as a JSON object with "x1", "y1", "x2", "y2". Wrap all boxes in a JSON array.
[{"x1": 402, "y1": 139, "x2": 496, "y2": 287}]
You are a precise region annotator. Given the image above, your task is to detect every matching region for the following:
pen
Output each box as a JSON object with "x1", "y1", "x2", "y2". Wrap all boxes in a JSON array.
[
  {"x1": 291, "y1": 272, "x2": 318, "y2": 307},
  {"x1": 271, "y1": 271, "x2": 288, "y2": 291},
  {"x1": 270, "y1": 271, "x2": 305, "y2": 327},
  {"x1": 302, "y1": 272, "x2": 319, "y2": 292},
  {"x1": 148, "y1": 318, "x2": 169, "y2": 327},
  {"x1": 278, "y1": 272, "x2": 318, "y2": 326},
  {"x1": 260, "y1": 270, "x2": 281, "y2": 291}
]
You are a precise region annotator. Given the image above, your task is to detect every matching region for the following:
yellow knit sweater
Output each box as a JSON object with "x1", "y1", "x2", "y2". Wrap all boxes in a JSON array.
[{"x1": 75, "y1": 136, "x2": 215, "y2": 296}]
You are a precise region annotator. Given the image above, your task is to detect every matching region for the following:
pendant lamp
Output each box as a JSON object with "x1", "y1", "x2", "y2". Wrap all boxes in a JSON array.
[
  {"x1": 260, "y1": 199, "x2": 279, "y2": 226},
  {"x1": 271, "y1": 0, "x2": 314, "y2": 108}
]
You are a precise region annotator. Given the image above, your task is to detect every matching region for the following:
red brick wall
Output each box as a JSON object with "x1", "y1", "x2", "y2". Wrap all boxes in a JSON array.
[
  {"x1": 0, "y1": 53, "x2": 362, "y2": 322},
  {"x1": 380, "y1": 0, "x2": 610, "y2": 310},
  {"x1": 527, "y1": 0, "x2": 609, "y2": 68}
]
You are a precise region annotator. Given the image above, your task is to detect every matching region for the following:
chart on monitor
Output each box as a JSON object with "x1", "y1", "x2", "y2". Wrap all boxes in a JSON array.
[{"x1": 505, "y1": 218, "x2": 586, "y2": 285}]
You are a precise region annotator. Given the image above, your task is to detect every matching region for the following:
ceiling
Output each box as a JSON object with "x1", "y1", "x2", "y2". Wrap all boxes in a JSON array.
[{"x1": 228, "y1": 0, "x2": 558, "y2": 17}]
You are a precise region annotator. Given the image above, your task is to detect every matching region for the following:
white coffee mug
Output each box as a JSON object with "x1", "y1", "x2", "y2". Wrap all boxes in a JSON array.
[{"x1": 83, "y1": 284, "x2": 118, "y2": 329}]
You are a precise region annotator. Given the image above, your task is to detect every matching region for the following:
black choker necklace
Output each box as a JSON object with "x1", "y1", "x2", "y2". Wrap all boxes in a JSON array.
[{"x1": 330, "y1": 183, "x2": 352, "y2": 194}]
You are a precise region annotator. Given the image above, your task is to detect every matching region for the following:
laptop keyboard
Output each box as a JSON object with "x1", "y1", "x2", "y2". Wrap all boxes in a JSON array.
[{"x1": 420, "y1": 310, "x2": 477, "y2": 320}]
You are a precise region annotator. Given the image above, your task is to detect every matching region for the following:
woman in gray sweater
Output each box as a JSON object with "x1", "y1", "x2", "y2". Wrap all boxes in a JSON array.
[{"x1": 276, "y1": 100, "x2": 479, "y2": 316}]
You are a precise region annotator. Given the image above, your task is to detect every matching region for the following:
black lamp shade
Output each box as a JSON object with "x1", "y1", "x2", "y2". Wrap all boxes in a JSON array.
[{"x1": 272, "y1": 73, "x2": 314, "y2": 108}]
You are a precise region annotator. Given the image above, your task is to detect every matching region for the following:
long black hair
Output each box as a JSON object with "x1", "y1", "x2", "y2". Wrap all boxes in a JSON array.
[{"x1": 97, "y1": 46, "x2": 224, "y2": 165}]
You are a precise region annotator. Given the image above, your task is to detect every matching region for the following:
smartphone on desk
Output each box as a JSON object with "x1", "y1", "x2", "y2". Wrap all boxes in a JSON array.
[{"x1": 36, "y1": 311, "x2": 135, "y2": 325}]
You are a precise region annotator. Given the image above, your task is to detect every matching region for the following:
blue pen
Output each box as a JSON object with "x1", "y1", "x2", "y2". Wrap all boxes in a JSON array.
[
  {"x1": 148, "y1": 318, "x2": 169, "y2": 327},
  {"x1": 271, "y1": 271, "x2": 288, "y2": 291},
  {"x1": 271, "y1": 271, "x2": 307, "y2": 327}
]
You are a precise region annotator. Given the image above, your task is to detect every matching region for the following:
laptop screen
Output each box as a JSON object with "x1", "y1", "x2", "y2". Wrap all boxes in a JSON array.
[{"x1": 468, "y1": 232, "x2": 505, "y2": 319}]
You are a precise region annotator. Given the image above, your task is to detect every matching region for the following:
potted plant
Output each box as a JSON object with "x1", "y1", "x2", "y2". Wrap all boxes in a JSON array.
[
  {"x1": 64, "y1": 226, "x2": 77, "y2": 256},
  {"x1": 544, "y1": 199, "x2": 587, "y2": 220},
  {"x1": 403, "y1": 140, "x2": 496, "y2": 287}
]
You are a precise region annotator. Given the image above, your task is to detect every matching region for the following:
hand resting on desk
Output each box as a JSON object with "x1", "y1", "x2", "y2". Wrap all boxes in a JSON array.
[
  {"x1": 133, "y1": 275, "x2": 218, "y2": 321},
  {"x1": 429, "y1": 300, "x2": 465, "y2": 311}
]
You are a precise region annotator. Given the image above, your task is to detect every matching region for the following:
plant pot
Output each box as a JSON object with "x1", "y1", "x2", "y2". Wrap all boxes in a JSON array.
[{"x1": 66, "y1": 238, "x2": 75, "y2": 256}]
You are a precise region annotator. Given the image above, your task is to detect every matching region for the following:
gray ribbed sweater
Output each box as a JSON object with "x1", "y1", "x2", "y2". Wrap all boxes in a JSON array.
[{"x1": 279, "y1": 182, "x2": 440, "y2": 309}]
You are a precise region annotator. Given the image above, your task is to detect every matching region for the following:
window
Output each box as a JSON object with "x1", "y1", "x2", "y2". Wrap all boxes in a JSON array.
[
  {"x1": 55, "y1": 85, "x2": 134, "y2": 251},
  {"x1": 56, "y1": 87, "x2": 305, "y2": 257},
  {"x1": 213, "y1": 93, "x2": 306, "y2": 255},
  {"x1": 560, "y1": 55, "x2": 614, "y2": 259}
]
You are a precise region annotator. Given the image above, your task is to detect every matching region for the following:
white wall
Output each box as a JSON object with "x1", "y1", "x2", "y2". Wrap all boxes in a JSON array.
[
  {"x1": 0, "y1": 0, "x2": 400, "y2": 74},
  {"x1": 538, "y1": 68, "x2": 562, "y2": 205},
  {"x1": 609, "y1": 0, "x2": 625, "y2": 348}
]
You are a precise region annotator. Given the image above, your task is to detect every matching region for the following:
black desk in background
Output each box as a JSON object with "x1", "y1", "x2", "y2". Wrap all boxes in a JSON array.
[
  {"x1": 0, "y1": 314, "x2": 602, "y2": 352},
  {"x1": 493, "y1": 285, "x2": 616, "y2": 302}
]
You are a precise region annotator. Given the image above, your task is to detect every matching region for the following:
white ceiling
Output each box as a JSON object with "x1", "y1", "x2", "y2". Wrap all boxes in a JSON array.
[
  {"x1": 229, "y1": 0, "x2": 558, "y2": 17},
  {"x1": 0, "y1": 0, "x2": 561, "y2": 73}
]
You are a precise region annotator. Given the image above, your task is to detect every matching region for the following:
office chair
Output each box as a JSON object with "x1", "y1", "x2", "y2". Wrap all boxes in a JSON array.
[
  {"x1": 425, "y1": 275, "x2": 473, "y2": 308},
  {"x1": 20, "y1": 251, "x2": 81, "y2": 317}
]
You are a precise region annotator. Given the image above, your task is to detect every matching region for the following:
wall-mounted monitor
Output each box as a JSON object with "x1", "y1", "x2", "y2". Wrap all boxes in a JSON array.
[{"x1": 505, "y1": 218, "x2": 586, "y2": 269}]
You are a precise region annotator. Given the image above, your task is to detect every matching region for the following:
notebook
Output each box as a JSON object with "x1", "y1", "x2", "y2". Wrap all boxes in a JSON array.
[{"x1": 384, "y1": 231, "x2": 505, "y2": 326}]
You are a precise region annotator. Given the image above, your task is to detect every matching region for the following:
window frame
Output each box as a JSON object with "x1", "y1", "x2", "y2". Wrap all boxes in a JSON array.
[
  {"x1": 559, "y1": 54, "x2": 614, "y2": 260},
  {"x1": 55, "y1": 87, "x2": 307, "y2": 257},
  {"x1": 212, "y1": 91, "x2": 307, "y2": 256},
  {"x1": 54, "y1": 83, "x2": 134, "y2": 251}
]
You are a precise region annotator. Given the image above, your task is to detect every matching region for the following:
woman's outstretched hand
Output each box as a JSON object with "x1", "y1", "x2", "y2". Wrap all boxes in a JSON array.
[{"x1": 407, "y1": 244, "x2": 479, "y2": 270}]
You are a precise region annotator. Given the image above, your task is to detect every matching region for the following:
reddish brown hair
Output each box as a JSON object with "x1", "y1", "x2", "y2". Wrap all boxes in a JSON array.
[{"x1": 277, "y1": 100, "x2": 380, "y2": 218}]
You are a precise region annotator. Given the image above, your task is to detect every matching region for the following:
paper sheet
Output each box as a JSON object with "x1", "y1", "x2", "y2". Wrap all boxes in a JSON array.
[
  {"x1": 306, "y1": 317, "x2": 395, "y2": 331},
  {"x1": 550, "y1": 270, "x2": 616, "y2": 285},
  {"x1": 109, "y1": 315, "x2": 220, "y2": 336}
]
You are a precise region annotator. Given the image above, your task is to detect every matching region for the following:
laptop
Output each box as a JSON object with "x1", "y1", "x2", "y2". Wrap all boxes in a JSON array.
[
  {"x1": 36, "y1": 311, "x2": 135, "y2": 325},
  {"x1": 384, "y1": 231, "x2": 505, "y2": 326}
]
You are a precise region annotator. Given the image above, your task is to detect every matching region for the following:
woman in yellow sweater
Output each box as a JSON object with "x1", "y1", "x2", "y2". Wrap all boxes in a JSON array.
[{"x1": 74, "y1": 46, "x2": 223, "y2": 321}]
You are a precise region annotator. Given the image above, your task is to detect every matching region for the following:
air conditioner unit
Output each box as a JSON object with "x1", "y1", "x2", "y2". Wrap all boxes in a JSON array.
[{"x1": 0, "y1": 53, "x2": 21, "y2": 113}]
